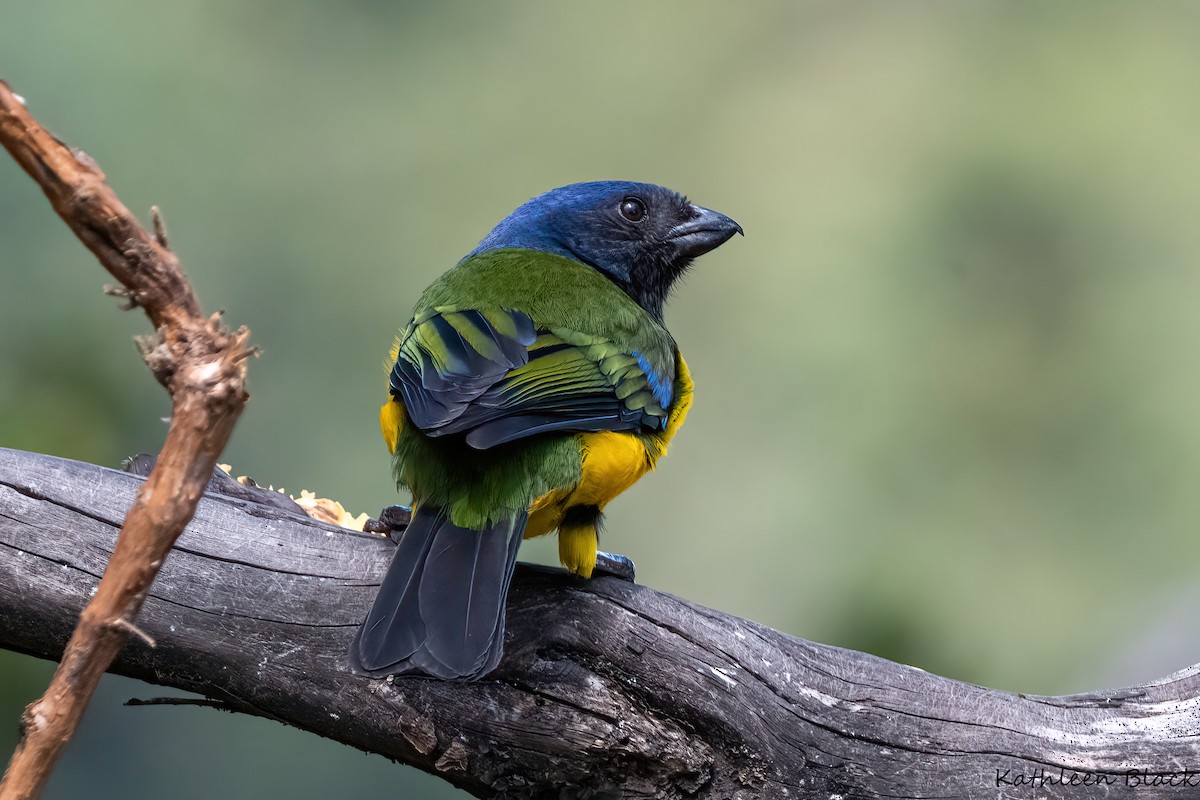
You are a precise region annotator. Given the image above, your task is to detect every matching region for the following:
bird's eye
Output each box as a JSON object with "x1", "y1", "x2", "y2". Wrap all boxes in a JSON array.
[{"x1": 619, "y1": 197, "x2": 647, "y2": 222}]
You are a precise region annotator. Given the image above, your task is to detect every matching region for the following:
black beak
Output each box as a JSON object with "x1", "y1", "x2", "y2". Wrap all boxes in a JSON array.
[{"x1": 667, "y1": 205, "x2": 744, "y2": 258}]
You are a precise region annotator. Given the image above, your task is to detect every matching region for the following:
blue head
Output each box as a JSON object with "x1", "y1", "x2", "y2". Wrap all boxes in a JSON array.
[{"x1": 466, "y1": 181, "x2": 742, "y2": 320}]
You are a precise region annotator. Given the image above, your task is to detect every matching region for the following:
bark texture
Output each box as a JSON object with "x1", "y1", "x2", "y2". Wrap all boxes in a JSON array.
[{"x1": 1, "y1": 448, "x2": 1196, "y2": 799}]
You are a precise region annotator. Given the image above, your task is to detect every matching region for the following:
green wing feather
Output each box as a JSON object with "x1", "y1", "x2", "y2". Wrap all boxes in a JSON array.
[{"x1": 389, "y1": 308, "x2": 672, "y2": 450}]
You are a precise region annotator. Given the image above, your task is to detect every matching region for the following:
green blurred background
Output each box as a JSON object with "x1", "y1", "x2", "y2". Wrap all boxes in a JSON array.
[{"x1": 4, "y1": 1, "x2": 1200, "y2": 797}]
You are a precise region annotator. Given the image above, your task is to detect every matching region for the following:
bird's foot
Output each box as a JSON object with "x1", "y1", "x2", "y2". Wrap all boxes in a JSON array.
[
  {"x1": 593, "y1": 550, "x2": 636, "y2": 582},
  {"x1": 363, "y1": 505, "x2": 412, "y2": 543}
]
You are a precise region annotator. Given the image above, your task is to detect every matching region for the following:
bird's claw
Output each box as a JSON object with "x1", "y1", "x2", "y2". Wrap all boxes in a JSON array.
[
  {"x1": 593, "y1": 550, "x2": 636, "y2": 582},
  {"x1": 364, "y1": 505, "x2": 412, "y2": 543}
]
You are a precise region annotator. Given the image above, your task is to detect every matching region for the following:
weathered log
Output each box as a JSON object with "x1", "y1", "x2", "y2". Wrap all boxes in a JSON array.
[{"x1": 0, "y1": 447, "x2": 1196, "y2": 799}]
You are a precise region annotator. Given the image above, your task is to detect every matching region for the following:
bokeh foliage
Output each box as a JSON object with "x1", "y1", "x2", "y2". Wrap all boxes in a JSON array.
[{"x1": 4, "y1": 2, "x2": 1200, "y2": 797}]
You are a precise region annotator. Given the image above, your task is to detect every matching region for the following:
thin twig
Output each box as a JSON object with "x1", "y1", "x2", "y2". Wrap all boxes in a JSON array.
[
  {"x1": 0, "y1": 80, "x2": 252, "y2": 799},
  {"x1": 150, "y1": 205, "x2": 169, "y2": 250},
  {"x1": 110, "y1": 618, "x2": 156, "y2": 649}
]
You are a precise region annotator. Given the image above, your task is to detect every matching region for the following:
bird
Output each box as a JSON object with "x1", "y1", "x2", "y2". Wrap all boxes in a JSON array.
[{"x1": 350, "y1": 181, "x2": 741, "y2": 679}]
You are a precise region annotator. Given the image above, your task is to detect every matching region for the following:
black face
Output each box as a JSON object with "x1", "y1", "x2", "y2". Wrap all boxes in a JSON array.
[
  {"x1": 555, "y1": 184, "x2": 743, "y2": 320},
  {"x1": 469, "y1": 181, "x2": 743, "y2": 321}
]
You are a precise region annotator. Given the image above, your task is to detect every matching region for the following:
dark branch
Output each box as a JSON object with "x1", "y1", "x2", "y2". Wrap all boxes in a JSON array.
[{"x1": 1, "y1": 448, "x2": 1196, "y2": 799}]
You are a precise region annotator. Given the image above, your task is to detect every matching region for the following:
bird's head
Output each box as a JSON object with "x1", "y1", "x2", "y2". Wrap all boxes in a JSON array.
[{"x1": 466, "y1": 181, "x2": 742, "y2": 320}]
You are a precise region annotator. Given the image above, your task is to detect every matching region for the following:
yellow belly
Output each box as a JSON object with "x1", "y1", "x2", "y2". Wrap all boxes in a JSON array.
[
  {"x1": 381, "y1": 352, "x2": 694, "y2": 578},
  {"x1": 524, "y1": 430, "x2": 655, "y2": 538},
  {"x1": 525, "y1": 355, "x2": 694, "y2": 576}
]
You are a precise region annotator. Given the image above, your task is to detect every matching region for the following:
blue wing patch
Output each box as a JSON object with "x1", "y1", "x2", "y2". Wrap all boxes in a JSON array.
[{"x1": 633, "y1": 351, "x2": 673, "y2": 412}]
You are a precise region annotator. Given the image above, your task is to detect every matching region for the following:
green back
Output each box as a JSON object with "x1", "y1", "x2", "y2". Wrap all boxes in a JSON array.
[
  {"x1": 391, "y1": 248, "x2": 676, "y2": 528},
  {"x1": 418, "y1": 249, "x2": 675, "y2": 373}
]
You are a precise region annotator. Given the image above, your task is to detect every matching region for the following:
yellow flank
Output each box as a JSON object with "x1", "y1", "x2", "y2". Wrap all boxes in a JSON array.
[
  {"x1": 380, "y1": 335, "x2": 406, "y2": 455},
  {"x1": 573, "y1": 431, "x2": 656, "y2": 506},
  {"x1": 648, "y1": 352, "x2": 693, "y2": 460},
  {"x1": 380, "y1": 350, "x2": 695, "y2": 578},
  {"x1": 524, "y1": 354, "x2": 695, "y2": 578},
  {"x1": 380, "y1": 398, "x2": 405, "y2": 455},
  {"x1": 525, "y1": 488, "x2": 573, "y2": 538}
]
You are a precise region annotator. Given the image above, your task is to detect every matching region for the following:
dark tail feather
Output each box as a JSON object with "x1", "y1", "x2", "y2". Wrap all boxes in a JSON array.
[{"x1": 350, "y1": 504, "x2": 526, "y2": 679}]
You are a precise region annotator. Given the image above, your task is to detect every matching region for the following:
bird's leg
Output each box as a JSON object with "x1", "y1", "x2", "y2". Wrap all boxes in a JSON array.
[
  {"x1": 560, "y1": 507, "x2": 635, "y2": 582},
  {"x1": 593, "y1": 550, "x2": 636, "y2": 582},
  {"x1": 363, "y1": 505, "x2": 412, "y2": 543}
]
